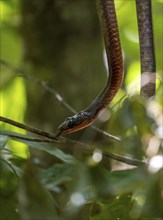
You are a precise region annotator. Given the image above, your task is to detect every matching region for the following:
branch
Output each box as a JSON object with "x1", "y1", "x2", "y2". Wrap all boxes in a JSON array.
[
  {"x1": 0, "y1": 116, "x2": 147, "y2": 167},
  {"x1": 103, "y1": 151, "x2": 147, "y2": 167},
  {"x1": 0, "y1": 116, "x2": 58, "y2": 140},
  {"x1": 0, "y1": 116, "x2": 94, "y2": 148}
]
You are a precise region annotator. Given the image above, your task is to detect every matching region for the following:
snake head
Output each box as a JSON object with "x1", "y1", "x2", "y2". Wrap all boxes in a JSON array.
[{"x1": 58, "y1": 111, "x2": 93, "y2": 134}]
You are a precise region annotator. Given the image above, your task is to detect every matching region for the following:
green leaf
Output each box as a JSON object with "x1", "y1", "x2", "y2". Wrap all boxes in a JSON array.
[
  {"x1": 0, "y1": 130, "x2": 75, "y2": 163},
  {"x1": 17, "y1": 162, "x2": 59, "y2": 220},
  {"x1": 137, "y1": 171, "x2": 162, "y2": 218},
  {"x1": 39, "y1": 163, "x2": 76, "y2": 191},
  {"x1": 110, "y1": 168, "x2": 147, "y2": 195},
  {"x1": 90, "y1": 167, "x2": 147, "y2": 198},
  {"x1": 91, "y1": 193, "x2": 133, "y2": 220},
  {"x1": 0, "y1": 160, "x2": 20, "y2": 220},
  {"x1": 22, "y1": 140, "x2": 75, "y2": 164},
  {"x1": 108, "y1": 96, "x2": 154, "y2": 136},
  {"x1": 0, "y1": 134, "x2": 10, "y2": 149}
]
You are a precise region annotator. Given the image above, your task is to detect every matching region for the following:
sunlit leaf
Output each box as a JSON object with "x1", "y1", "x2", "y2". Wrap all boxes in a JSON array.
[
  {"x1": 125, "y1": 61, "x2": 140, "y2": 94},
  {"x1": 0, "y1": 77, "x2": 28, "y2": 158}
]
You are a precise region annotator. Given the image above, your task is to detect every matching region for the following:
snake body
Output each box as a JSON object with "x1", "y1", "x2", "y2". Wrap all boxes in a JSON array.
[{"x1": 58, "y1": 0, "x2": 123, "y2": 134}]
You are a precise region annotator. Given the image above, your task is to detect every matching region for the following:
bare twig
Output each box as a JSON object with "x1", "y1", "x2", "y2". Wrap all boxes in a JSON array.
[
  {"x1": 1, "y1": 132, "x2": 54, "y2": 143},
  {"x1": 0, "y1": 116, "x2": 58, "y2": 140},
  {"x1": 0, "y1": 116, "x2": 92, "y2": 148},
  {"x1": 0, "y1": 116, "x2": 147, "y2": 167},
  {"x1": 103, "y1": 152, "x2": 147, "y2": 167}
]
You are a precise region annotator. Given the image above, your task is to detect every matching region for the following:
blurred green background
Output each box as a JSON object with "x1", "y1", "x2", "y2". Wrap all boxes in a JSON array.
[{"x1": 0, "y1": 0, "x2": 162, "y2": 220}]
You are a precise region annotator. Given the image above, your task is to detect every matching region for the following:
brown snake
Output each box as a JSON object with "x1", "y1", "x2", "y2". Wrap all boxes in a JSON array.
[{"x1": 58, "y1": 0, "x2": 123, "y2": 135}]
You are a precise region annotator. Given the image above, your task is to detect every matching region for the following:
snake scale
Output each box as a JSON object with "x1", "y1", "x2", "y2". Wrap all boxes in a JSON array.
[{"x1": 58, "y1": 0, "x2": 123, "y2": 135}]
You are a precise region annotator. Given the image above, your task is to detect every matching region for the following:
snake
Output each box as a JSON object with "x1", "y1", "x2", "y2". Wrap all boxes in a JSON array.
[{"x1": 58, "y1": 0, "x2": 123, "y2": 135}]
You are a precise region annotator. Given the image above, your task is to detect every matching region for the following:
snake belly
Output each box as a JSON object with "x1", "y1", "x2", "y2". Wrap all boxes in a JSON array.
[{"x1": 58, "y1": 0, "x2": 123, "y2": 134}]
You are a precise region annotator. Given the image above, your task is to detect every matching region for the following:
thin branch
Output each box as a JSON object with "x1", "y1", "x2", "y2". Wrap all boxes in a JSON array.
[
  {"x1": 40, "y1": 81, "x2": 77, "y2": 114},
  {"x1": 1, "y1": 133, "x2": 55, "y2": 143},
  {"x1": 0, "y1": 116, "x2": 93, "y2": 148},
  {"x1": 91, "y1": 126, "x2": 121, "y2": 142},
  {"x1": 0, "y1": 59, "x2": 121, "y2": 142},
  {"x1": 0, "y1": 116, "x2": 58, "y2": 140},
  {"x1": 0, "y1": 129, "x2": 90, "y2": 148},
  {"x1": 0, "y1": 116, "x2": 147, "y2": 167},
  {"x1": 103, "y1": 152, "x2": 147, "y2": 167}
]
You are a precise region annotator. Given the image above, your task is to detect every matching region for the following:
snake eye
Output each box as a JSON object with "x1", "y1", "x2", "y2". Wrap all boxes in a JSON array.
[
  {"x1": 77, "y1": 112, "x2": 82, "y2": 116},
  {"x1": 65, "y1": 117, "x2": 71, "y2": 122}
]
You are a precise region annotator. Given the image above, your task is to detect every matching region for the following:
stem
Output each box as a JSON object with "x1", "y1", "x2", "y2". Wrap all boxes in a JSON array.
[
  {"x1": 0, "y1": 116, "x2": 147, "y2": 167},
  {"x1": 136, "y1": 0, "x2": 156, "y2": 97},
  {"x1": 0, "y1": 116, "x2": 58, "y2": 140}
]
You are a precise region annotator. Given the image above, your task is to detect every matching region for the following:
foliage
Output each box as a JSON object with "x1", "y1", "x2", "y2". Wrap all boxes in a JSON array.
[
  {"x1": 0, "y1": 1, "x2": 163, "y2": 220},
  {"x1": 0, "y1": 93, "x2": 162, "y2": 220}
]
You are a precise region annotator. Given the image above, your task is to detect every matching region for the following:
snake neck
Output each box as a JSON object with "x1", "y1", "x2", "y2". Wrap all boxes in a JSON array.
[
  {"x1": 58, "y1": 0, "x2": 124, "y2": 134},
  {"x1": 85, "y1": 0, "x2": 123, "y2": 117}
]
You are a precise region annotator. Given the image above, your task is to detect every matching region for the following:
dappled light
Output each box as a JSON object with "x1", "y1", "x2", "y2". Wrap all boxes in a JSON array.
[
  {"x1": 70, "y1": 192, "x2": 86, "y2": 207},
  {"x1": 0, "y1": 0, "x2": 162, "y2": 220},
  {"x1": 92, "y1": 149, "x2": 103, "y2": 163},
  {"x1": 148, "y1": 155, "x2": 163, "y2": 173}
]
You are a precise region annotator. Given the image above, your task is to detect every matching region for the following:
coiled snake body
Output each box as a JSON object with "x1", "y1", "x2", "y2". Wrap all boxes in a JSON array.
[{"x1": 58, "y1": 0, "x2": 124, "y2": 134}]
